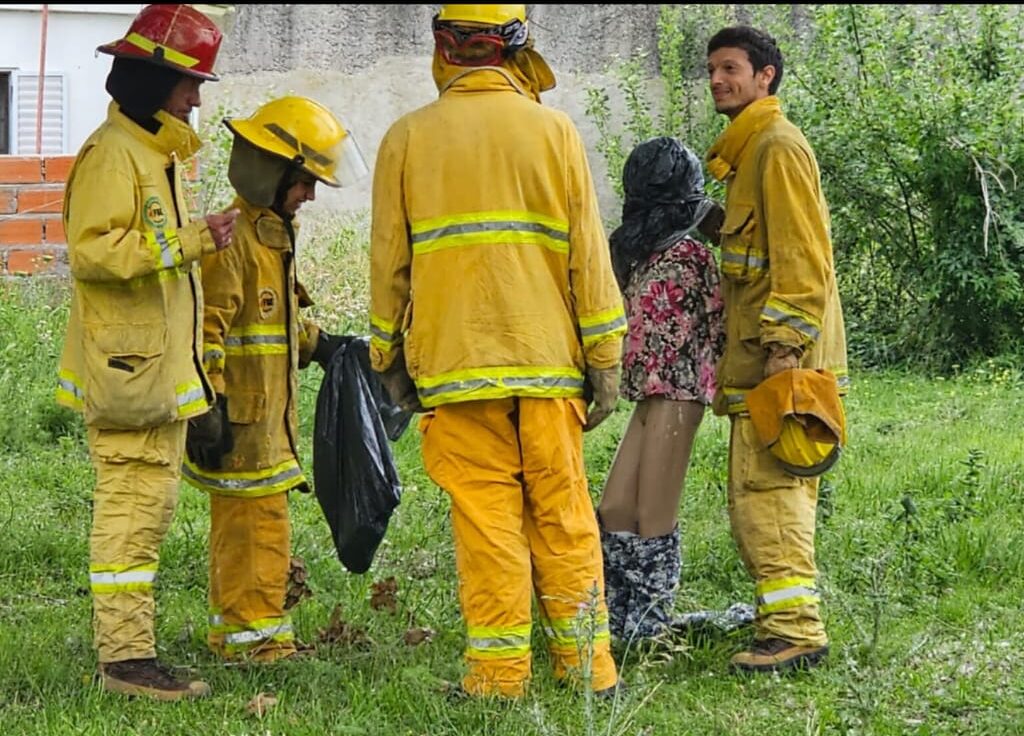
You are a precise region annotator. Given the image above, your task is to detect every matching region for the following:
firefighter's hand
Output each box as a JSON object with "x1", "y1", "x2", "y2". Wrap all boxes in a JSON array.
[
  {"x1": 206, "y1": 208, "x2": 240, "y2": 251},
  {"x1": 583, "y1": 365, "x2": 621, "y2": 432},
  {"x1": 378, "y1": 349, "x2": 423, "y2": 413},
  {"x1": 764, "y1": 343, "x2": 802, "y2": 378},
  {"x1": 311, "y1": 331, "x2": 348, "y2": 369},
  {"x1": 697, "y1": 201, "x2": 725, "y2": 246},
  {"x1": 186, "y1": 394, "x2": 234, "y2": 469}
]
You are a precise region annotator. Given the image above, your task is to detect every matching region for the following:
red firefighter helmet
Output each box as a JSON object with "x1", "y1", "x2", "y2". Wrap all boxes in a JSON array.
[{"x1": 97, "y1": 4, "x2": 223, "y2": 81}]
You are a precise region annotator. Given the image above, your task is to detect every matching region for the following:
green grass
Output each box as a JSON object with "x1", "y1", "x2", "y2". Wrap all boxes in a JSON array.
[{"x1": 2, "y1": 260, "x2": 1024, "y2": 734}]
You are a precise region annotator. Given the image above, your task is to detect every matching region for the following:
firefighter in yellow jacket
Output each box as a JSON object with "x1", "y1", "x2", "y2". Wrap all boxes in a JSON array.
[
  {"x1": 370, "y1": 5, "x2": 626, "y2": 698},
  {"x1": 55, "y1": 4, "x2": 236, "y2": 700},
  {"x1": 183, "y1": 97, "x2": 368, "y2": 662},
  {"x1": 705, "y1": 25, "x2": 848, "y2": 672}
]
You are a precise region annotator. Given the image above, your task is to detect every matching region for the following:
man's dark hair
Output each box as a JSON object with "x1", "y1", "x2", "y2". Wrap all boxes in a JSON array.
[{"x1": 707, "y1": 26, "x2": 784, "y2": 95}]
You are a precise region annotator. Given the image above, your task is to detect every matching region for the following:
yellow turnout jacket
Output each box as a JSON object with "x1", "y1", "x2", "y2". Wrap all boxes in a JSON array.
[
  {"x1": 706, "y1": 96, "x2": 848, "y2": 415},
  {"x1": 369, "y1": 60, "x2": 625, "y2": 408},
  {"x1": 56, "y1": 103, "x2": 216, "y2": 428},
  {"x1": 183, "y1": 198, "x2": 320, "y2": 496}
]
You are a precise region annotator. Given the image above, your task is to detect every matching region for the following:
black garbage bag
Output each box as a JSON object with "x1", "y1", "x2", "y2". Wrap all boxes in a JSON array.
[{"x1": 313, "y1": 336, "x2": 411, "y2": 574}]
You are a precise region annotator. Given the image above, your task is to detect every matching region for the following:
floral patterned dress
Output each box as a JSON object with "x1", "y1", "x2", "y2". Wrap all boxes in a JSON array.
[{"x1": 620, "y1": 236, "x2": 724, "y2": 404}]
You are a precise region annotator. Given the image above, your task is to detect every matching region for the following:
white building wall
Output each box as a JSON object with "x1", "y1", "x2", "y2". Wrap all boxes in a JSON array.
[{"x1": 0, "y1": 4, "x2": 143, "y2": 154}]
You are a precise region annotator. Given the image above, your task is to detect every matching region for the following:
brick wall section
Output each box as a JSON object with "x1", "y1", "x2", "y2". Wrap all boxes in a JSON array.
[{"x1": 0, "y1": 156, "x2": 74, "y2": 276}]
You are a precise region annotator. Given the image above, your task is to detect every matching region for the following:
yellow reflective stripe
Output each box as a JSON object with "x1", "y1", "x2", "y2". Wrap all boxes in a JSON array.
[
  {"x1": 124, "y1": 31, "x2": 201, "y2": 69},
  {"x1": 143, "y1": 229, "x2": 183, "y2": 270},
  {"x1": 203, "y1": 347, "x2": 226, "y2": 372},
  {"x1": 56, "y1": 368, "x2": 84, "y2": 408},
  {"x1": 213, "y1": 616, "x2": 295, "y2": 648},
  {"x1": 369, "y1": 314, "x2": 399, "y2": 345},
  {"x1": 723, "y1": 386, "x2": 748, "y2": 414},
  {"x1": 89, "y1": 563, "x2": 158, "y2": 594},
  {"x1": 762, "y1": 298, "x2": 822, "y2": 343},
  {"x1": 411, "y1": 210, "x2": 570, "y2": 255},
  {"x1": 182, "y1": 456, "x2": 305, "y2": 497},
  {"x1": 578, "y1": 306, "x2": 627, "y2": 345},
  {"x1": 756, "y1": 576, "x2": 819, "y2": 615},
  {"x1": 176, "y1": 380, "x2": 206, "y2": 417},
  {"x1": 834, "y1": 368, "x2": 850, "y2": 393},
  {"x1": 416, "y1": 365, "x2": 585, "y2": 407},
  {"x1": 466, "y1": 623, "x2": 531, "y2": 658},
  {"x1": 541, "y1": 614, "x2": 610, "y2": 648},
  {"x1": 225, "y1": 324, "x2": 289, "y2": 356}
]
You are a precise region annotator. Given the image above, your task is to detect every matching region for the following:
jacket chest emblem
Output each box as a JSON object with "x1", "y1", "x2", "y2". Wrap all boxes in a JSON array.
[
  {"x1": 259, "y1": 288, "x2": 279, "y2": 319},
  {"x1": 143, "y1": 196, "x2": 168, "y2": 229}
]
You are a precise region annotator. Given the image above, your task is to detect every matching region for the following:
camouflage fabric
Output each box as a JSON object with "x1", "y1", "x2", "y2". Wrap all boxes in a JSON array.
[
  {"x1": 599, "y1": 526, "x2": 633, "y2": 640},
  {"x1": 600, "y1": 524, "x2": 681, "y2": 642}
]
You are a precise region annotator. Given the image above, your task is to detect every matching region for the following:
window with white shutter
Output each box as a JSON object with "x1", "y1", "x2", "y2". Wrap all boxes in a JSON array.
[{"x1": 14, "y1": 71, "x2": 67, "y2": 155}]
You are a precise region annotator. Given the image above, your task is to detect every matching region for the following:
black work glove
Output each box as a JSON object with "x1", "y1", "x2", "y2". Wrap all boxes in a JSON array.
[
  {"x1": 186, "y1": 394, "x2": 234, "y2": 470},
  {"x1": 312, "y1": 330, "x2": 349, "y2": 369},
  {"x1": 378, "y1": 348, "x2": 424, "y2": 413}
]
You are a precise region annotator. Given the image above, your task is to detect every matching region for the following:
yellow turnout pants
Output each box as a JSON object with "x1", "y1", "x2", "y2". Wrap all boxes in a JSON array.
[
  {"x1": 421, "y1": 397, "x2": 617, "y2": 697},
  {"x1": 207, "y1": 493, "x2": 294, "y2": 661},
  {"x1": 87, "y1": 422, "x2": 186, "y2": 663},
  {"x1": 728, "y1": 415, "x2": 827, "y2": 647}
]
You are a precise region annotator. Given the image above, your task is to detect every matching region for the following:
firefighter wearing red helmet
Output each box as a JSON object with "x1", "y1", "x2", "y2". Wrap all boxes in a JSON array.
[{"x1": 56, "y1": 4, "x2": 236, "y2": 701}]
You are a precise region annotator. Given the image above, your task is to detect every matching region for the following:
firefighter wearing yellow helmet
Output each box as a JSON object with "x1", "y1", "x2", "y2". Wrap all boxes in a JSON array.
[
  {"x1": 370, "y1": 3, "x2": 625, "y2": 698},
  {"x1": 705, "y1": 25, "x2": 849, "y2": 673},
  {"x1": 183, "y1": 95, "x2": 368, "y2": 663}
]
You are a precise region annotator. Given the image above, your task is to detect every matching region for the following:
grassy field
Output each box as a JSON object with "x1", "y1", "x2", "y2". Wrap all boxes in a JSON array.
[{"x1": 2, "y1": 229, "x2": 1023, "y2": 734}]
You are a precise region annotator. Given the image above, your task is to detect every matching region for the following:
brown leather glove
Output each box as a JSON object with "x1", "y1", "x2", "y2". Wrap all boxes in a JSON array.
[
  {"x1": 583, "y1": 365, "x2": 621, "y2": 432},
  {"x1": 378, "y1": 348, "x2": 424, "y2": 413},
  {"x1": 764, "y1": 343, "x2": 802, "y2": 378}
]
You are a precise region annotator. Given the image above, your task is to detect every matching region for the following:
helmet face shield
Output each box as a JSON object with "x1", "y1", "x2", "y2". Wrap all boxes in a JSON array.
[{"x1": 333, "y1": 133, "x2": 370, "y2": 188}]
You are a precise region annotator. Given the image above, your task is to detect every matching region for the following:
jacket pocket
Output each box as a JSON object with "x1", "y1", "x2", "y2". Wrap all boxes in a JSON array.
[
  {"x1": 720, "y1": 203, "x2": 761, "y2": 284},
  {"x1": 82, "y1": 323, "x2": 176, "y2": 429},
  {"x1": 227, "y1": 391, "x2": 266, "y2": 425}
]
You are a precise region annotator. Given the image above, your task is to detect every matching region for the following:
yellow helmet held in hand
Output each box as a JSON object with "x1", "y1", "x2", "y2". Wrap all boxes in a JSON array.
[
  {"x1": 771, "y1": 416, "x2": 841, "y2": 477},
  {"x1": 746, "y1": 368, "x2": 847, "y2": 478},
  {"x1": 223, "y1": 96, "x2": 368, "y2": 188}
]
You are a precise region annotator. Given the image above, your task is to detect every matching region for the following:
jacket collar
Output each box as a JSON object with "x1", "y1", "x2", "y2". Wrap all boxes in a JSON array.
[
  {"x1": 106, "y1": 101, "x2": 201, "y2": 161},
  {"x1": 706, "y1": 96, "x2": 783, "y2": 182},
  {"x1": 236, "y1": 197, "x2": 297, "y2": 252}
]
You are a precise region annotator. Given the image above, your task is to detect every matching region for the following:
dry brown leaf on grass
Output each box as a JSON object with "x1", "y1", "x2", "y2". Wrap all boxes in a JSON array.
[
  {"x1": 369, "y1": 576, "x2": 398, "y2": 614},
  {"x1": 317, "y1": 604, "x2": 374, "y2": 648},
  {"x1": 285, "y1": 556, "x2": 313, "y2": 611},
  {"x1": 403, "y1": 627, "x2": 435, "y2": 646},
  {"x1": 246, "y1": 692, "x2": 278, "y2": 717}
]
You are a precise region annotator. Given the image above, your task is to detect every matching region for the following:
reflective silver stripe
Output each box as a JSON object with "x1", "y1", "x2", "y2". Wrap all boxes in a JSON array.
[
  {"x1": 721, "y1": 250, "x2": 768, "y2": 269},
  {"x1": 412, "y1": 220, "x2": 569, "y2": 244},
  {"x1": 209, "y1": 613, "x2": 223, "y2": 627},
  {"x1": 57, "y1": 375, "x2": 84, "y2": 401},
  {"x1": 761, "y1": 305, "x2": 821, "y2": 342},
  {"x1": 836, "y1": 373, "x2": 851, "y2": 389},
  {"x1": 419, "y1": 374, "x2": 585, "y2": 399},
  {"x1": 154, "y1": 231, "x2": 177, "y2": 269},
  {"x1": 176, "y1": 385, "x2": 206, "y2": 409},
  {"x1": 370, "y1": 323, "x2": 398, "y2": 345},
  {"x1": 203, "y1": 348, "x2": 225, "y2": 363},
  {"x1": 467, "y1": 634, "x2": 531, "y2": 650},
  {"x1": 726, "y1": 392, "x2": 746, "y2": 406},
  {"x1": 225, "y1": 334, "x2": 288, "y2": 347},
  {"x1": 579, "y1": 314, "x2": 627, "y2": 339},
  {"x1": 223, "y1": 622, "x2": 293, "y2": 645},
  {"x1": 90, "y1": 570, "x2": 155, "y2": 585},
  {"x1": 757, "y1": 585, "x2": 818, "y2": 606},
  {"x1": 181, "y1": 462, "x2": 304, "y2": 493}
]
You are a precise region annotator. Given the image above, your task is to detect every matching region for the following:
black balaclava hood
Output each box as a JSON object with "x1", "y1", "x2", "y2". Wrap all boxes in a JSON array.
[
  {"x1": 105, "y1": 56, "x2": 183, "y2": 132},
  {"x1": 608, "y1": 136, "x2": 712, "y2": 289}
]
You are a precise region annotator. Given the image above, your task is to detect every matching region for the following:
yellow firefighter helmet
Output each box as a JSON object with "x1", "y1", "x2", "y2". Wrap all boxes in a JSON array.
[
  {"x1": 435, "y1": 4, "x2": 527, "y2": 26},
  {"x1": 223, "y1": 96, "x2": 367, "y2": 188},
  {"x1": 770, "y1": 416, "x2": 842, "y2": 477}
]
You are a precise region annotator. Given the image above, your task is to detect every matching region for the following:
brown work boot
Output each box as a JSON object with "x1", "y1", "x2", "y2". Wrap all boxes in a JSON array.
[
  {"x1": 99, "y1": 658, "x2": 211, "y2": 701},
  {"x1": 729, "y1": 637, "x2": 829, "y2": 673}
]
